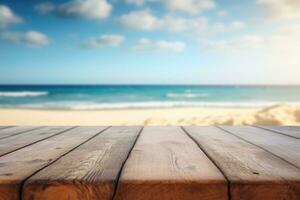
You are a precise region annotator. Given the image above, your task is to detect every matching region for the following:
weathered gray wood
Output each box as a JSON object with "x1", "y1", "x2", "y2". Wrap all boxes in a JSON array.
[
  {"x1": 23, "y1": 126, "x2": 141, "y2": 200},
  {"x1": 114, "y1": 126, "x2": 227, "y2": 200},
  {"x1": 0, "y1": 126, "x2": 107, "y2": 200},
  {"x1": 0, "y1": 126, "x2": 42, "y2": 140},
  {"x1": 219, "y1": 126, "x2": 300, "y2": 168},
  {"x1": 256, "y1": 126, "x2": 300, "y2": 139},
  {"x1": 0, "y1": 126, "x2": 13, "y2": 130},
  {"x1": 0, "y1": 126, "x2": 74, "y2": 157},
  {"x1": 184, "y1": 126, "x2": 300, "y2": 200}
]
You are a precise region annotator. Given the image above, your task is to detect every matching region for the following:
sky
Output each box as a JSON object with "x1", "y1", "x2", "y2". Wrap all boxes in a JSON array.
[{"x1": 0, "y1": 0, "x2": 299, "y2": 85}]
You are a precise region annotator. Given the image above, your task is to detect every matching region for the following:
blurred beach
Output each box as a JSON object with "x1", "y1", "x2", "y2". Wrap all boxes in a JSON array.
[
  {"x1": 0, "y1": 104, "x2": 300, "y2": 126},
  {"x1": 0, "y1": 85, "x2": 299, "y2": 125}
]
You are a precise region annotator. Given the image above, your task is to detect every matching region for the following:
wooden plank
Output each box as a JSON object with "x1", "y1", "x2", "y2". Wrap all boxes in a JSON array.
[
  {"x1": 0, "y1": 126, "x2": 13, "y2": 130},
  {"x1": 23, "y1": 126, "x2": 141, "y2": 200},
  {"x1": 114, "y1": 126, "x2": 227, "y2": 200},
  {"x1": 0, "y1": 126, "x2": 41, "y2": 140},
  {"x1": 184, "y1": 126, "x2": 300, "y2": 200},
  {"x1": 0, "y1": 126, "x2": 74, "y2": 157},
  {"x1": 0, "y1": 126, "x2": 107, "y2": 200},
  {"x1": 256, "y1": 126, "x2": 300, "y2": 139},
  {"x1": 219, "y1": 126, "x2": 300, "y2": 168}
]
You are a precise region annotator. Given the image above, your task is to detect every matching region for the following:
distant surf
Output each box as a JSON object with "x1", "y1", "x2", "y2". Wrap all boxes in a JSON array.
[
  {"x1": 0, "y1": 85, "x2": 299, "y2": 110},
  {"x1": 166, "y1": 93, "x2": 209, "y2": 98},
  {"x1": 18, "y1": 101, "x2": 300, "y2": 110},
  {"x1": 0, "y1": 91, "x2": 48, "y2": 97}
]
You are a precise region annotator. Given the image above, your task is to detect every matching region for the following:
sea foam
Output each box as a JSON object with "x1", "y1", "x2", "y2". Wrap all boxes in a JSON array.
[
  {"x1": 166, "y1": 93, "x2": 209, "y2": 98},
  {"x1": 0, "y1": 91, "x2": 48, "y2": 97},
  {"x1": 20, "y1": 101, "x2": 300, "y2": 110}
]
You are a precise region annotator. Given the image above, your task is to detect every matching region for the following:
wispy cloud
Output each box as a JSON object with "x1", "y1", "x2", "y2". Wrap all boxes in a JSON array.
[
  {"x1": 119, "y1": 9, "x2": 161, "y2": 31},
  {"x1": 81, "y1": 34, "x2": 124, "y2": 48},
  {"x1": 125, "y1": 0, "x2": 146, "y2": 6},
  {"x1": 205, "y1": 35, "x2": 264, "y2": 51},
  {"x1": 205, "y1": 24, "x2": 300, "y2": 52},
  {"x1": 119, "y1": 9, "x2": 245, "y2": 35},
  {"x1": 133, "y1": 38, "x2": 186, "y2": 53},
  {"x1": 216, "y1": 10, "x2": 227, "y2": 17},
  {"x1": 230, "y1": 21, "x2": 245, "y2": 30},
  {"x1": 2, "y1": 31, "x2": 49, "y2": 47},
  {"x1": 126, "y1": 0, "x2": 216, "y2": 14},
  {"x1": 0, "y1": 5, "x2": 22, "y2": 28},
  {"x1": 35, "y1": 0, "x2": 112, "y2": 20},
  {"x1": 257, "y1": 0, "x2": 300, "y2": 20},
  {"x1": 34, "y1": 2, "x2": 56, "y2": 14},
  {"x1": 164, "y1": 0, "x2": 216, "y2": 14}
]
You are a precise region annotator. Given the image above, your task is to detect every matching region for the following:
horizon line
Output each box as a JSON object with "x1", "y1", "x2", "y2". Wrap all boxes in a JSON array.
[{"x1": 0, "y1": 84, "x2": 300, "y2": 87}]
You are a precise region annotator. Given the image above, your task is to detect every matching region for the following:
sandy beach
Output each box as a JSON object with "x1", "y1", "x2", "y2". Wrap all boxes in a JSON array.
[{"x1": 0, "y1": 104, "x2": 299, "y2": 126}]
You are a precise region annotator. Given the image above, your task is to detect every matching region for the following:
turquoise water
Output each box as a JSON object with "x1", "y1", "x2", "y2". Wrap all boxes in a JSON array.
[{"x1": 0, "y1": 85, "x2": 300, "y2": 110}]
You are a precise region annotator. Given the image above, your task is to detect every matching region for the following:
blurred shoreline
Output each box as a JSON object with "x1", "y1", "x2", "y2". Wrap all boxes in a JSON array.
[
  {"x1": 1, "y1": 85, "x2": 300, "y2": 110},
  {"x1": 1, "y1": 104, "x2": 299, "y2": 126}
]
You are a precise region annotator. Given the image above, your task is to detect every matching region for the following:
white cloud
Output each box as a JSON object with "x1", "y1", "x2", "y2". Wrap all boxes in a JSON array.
[
  {"x1": 119, "y1": 9, "x2": 159, "y2": 31},
  {"x1": 35, "y1": 0, "x2": 112, "y2": 20},
  {"x1": 257, "y1": 0, "x2": 300, "y2": 19},
  {"x1": 126, "y1": 0, "x2": 147, "y2": 6},
  {"x1": 159, "y1": 15, "x2": 211, "y2": 33},
  {"x1": 119, "y1": 9, "x2": 245, "y2": 35},
  {"x1": 164, "y1": 0, "x2": 216, "y2": 14},
  {"x1": 200, "y1": 24, "x2": 300, "y2": 84},
  {"x1": 230, "y1": 21, "x2": 245, "y2": 30},
  {"x1": 125, "y1": 0, "x2": 216, "y2": 14},
  {"x1": 2, "y1": 31, "x2": 50, "y2": 47},
  {"x1": 216, "y1": 10, "x2": 227, "y2": 17},
  {"x1": 0, "y1": 5, "x2": 22, "y2": 28},
  {"x1": 205, "y1": 24, "x2": 300, "y2": 52},
  {"x1": 260, "y1": 24, "x2": 300, "y2": 82},
  {"x1": 82, "y1": 34, "x2": 124, "y2": 48},
  {"x1": 266, "y1": 24, "x2": 300, "y2": 56},
  {"x1": 58, "y1": 0, "x2": 112, "y2": 19},
  {"x1": 35, "y1": 2, "x2": 56, "y2": 14},
  {"x1": 205, "y1": 35, "x2": 264, "y2": 50},
  {"x1": 133, "y1": 38, "x2": 186, "y2": 52}
]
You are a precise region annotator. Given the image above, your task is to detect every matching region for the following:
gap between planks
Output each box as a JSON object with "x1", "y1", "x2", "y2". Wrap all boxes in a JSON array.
[
  {"x1": 181, "y1": 126, "x2": 232, "y2": 200},
  {"x1": 22, "y1": 126, "x2": 142, "y2": 200},
  {"x1": 254, "y1": 125, "x2": 300, "y2": 140},
  {"x1": 217, "y1": 126, "x2": 300, "y2": 170},
  {"x1": 184, "y1": 126, "x2": 300, "y2": 200},
  {"x1": 0, "y1": 126, "x2": 43, "y2": 140},
  {"x1": 19, "y1": 126, "x2": 111, "y2": 200},
  {"x1": 0, "y1": 126, "x2": 15, "y2": 130},
  {"x1": 114, "y1": 126, "x2": 227, "y2": 200},
  {"x1": 1, "y1": 126, "x2": 298, "y2": 200},
  {"x1": 111, "y1": 127, "x2": 144, "y2": 200},
  {"x1": 0, "y1": 126, "x2": 77, "y2": 157}
]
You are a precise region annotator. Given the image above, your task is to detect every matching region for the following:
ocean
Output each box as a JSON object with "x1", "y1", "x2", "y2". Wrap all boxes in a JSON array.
[{"x1": 0, "y1": 85, "x2": 299, "y2": 110}]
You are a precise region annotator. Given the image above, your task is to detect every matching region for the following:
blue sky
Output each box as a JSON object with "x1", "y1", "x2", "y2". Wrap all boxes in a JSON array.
[{"x1": 0, "y1": 0, "x2": 299, "y2": 85}]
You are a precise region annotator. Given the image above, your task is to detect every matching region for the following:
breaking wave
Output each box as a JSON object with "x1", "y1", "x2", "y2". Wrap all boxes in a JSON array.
[{"x1": 0, "y1": 91, "x2": 48, "y2": 97}]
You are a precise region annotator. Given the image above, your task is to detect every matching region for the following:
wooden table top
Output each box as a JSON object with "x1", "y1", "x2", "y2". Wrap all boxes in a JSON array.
[{"x1": 0, "y1": 126, "x2": 299, "y2": 200}]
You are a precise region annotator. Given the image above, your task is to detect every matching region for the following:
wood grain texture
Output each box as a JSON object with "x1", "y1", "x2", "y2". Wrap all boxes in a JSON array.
[
  {"x1": 23, "y1": 126, "x2": 141, "y2": 200},
  {"x1": 114, "y1": 126, "x2": 227, "y2": 200},
  {"x1": 0, "y1": 126, "x2": 13, "y2": 130},
  {"x1": 219, "y1": 126, "x2": 300, "y2": 168},
  {"x1": 0, "y1": 126, "x2": 41, "y2": 140},
  {"x1": 256, "y1": 126, "x2": 300, "y2": 139},
  {"x1": 184, "y1": 126, "x2": 300, "y2": 200},
  {"x1": 0, "y1": 126, "x2": 107, "y2": 200},
  {"x1": 0, "y1": 126, "x2": 74, "y2": 157}
]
